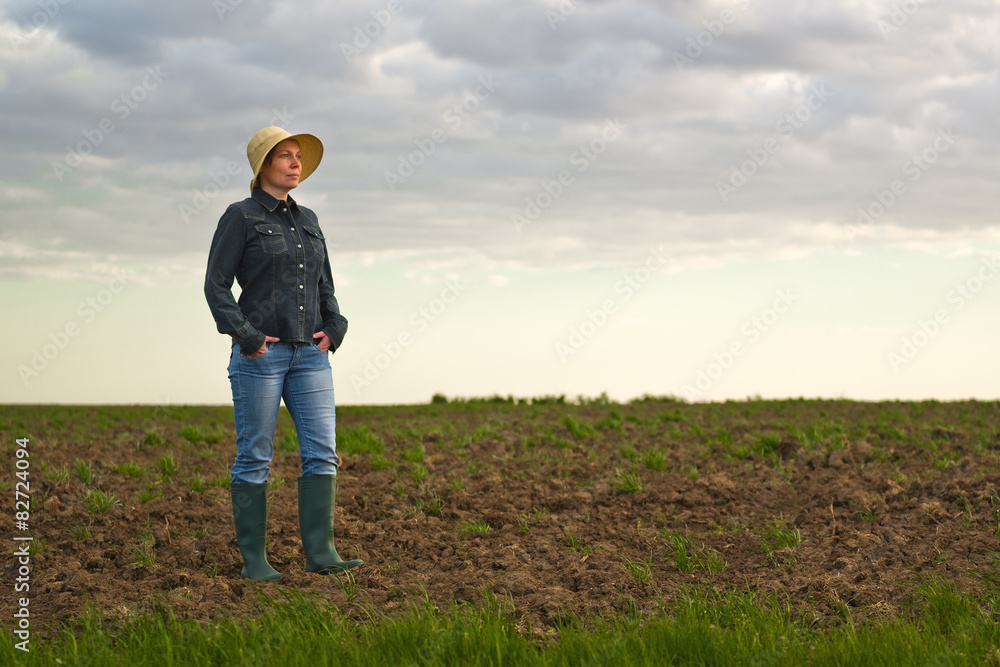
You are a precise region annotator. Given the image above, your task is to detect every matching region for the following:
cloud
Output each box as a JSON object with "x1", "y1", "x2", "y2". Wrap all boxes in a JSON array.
[{"x1": 0, "y1": 0, "x2": 997, "y2": 284}]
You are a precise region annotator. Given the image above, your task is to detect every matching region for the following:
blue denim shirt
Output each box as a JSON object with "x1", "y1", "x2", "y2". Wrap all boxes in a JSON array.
[{"x1": 204, "y1": 188, "x2": 348, "y2": 356}]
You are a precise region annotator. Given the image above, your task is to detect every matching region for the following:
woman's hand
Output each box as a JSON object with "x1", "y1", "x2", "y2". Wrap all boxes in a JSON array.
[
  {"x1": 247, "y1": 336, "x2": 281, "y2": 358},
  {"x1": 313, "y1": 331, "x2": 331, "y2": 351}
]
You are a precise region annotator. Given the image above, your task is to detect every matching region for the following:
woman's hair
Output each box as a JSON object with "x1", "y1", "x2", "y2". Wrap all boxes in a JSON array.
[
  {"x1": 255, "y1": 144, "x2": 282, "y2": 188},
  {"x1": 261, "y1": 144, "x2": 280, "y2": 169}
]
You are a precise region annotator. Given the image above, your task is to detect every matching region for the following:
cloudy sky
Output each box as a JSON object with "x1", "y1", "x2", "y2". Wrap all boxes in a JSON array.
[{"x1": 2, "y1": 0, "x2": 998, "y2": 406}]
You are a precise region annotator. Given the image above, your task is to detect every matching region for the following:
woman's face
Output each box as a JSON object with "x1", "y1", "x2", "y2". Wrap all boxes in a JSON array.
[{"x1": 258, "y1": 138, "x2": 302, "y2": 192}]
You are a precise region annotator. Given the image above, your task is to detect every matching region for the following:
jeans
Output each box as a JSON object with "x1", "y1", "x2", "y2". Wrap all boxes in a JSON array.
[{"x1": 227, "y1": 341, "x2": 339, "y2": 485}]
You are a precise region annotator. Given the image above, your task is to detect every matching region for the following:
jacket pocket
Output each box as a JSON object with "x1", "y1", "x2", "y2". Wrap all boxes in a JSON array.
[
  {"x1": 254, "y1": 223, "x2": 287, "y2": 255},
  {"x1": 302, "y1": 225, "x2": 326, "y2": 259}
]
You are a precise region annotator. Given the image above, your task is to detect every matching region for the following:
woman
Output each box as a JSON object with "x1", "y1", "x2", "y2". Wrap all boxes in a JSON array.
[{"x1": 204, "y1": 126, "x2": 362, "y2": 580}]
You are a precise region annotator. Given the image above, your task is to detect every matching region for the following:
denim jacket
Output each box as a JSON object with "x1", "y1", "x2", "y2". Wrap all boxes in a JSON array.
[{"x1": 204, "y1": 189, "x2": 348, "y2": 356}]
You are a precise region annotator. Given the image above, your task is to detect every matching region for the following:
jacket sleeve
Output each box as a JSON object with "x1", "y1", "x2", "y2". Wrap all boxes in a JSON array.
[
  {"x1": 204, "y1": 205, "x2": 266, "y2": 355},
  {"x1": 318, "y1": 238, "x2": 348, "y2": 352}
]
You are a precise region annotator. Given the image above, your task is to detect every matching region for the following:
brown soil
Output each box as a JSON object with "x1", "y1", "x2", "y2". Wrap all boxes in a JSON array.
[{"x1": 2, "y1": 399, "x2": 998, "y2": 636}]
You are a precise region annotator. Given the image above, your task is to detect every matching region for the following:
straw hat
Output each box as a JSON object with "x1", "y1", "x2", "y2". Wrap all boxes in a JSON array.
[{"x1": 246, "y1": 126, "x2": 323, "y2": 192}]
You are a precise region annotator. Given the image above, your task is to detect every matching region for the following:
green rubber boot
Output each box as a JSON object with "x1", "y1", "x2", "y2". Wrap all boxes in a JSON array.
[
  {"x1": 230, "y1": 482, "x2": 281, "y2": 581},
  {"x1": 298, "y1": 475, "x2": 363, "y2": 574}
]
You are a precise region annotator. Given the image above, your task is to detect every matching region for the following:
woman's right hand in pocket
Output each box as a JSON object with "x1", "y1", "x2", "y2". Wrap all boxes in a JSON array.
[{"x1": 247, "y1": 336, "x2": 281, "y2": 358}]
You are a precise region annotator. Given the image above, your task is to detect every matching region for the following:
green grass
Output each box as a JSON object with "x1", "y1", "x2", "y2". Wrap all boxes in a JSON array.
[
  {"x1": 5, "y1": 583, "x2": 999, "y2": 665},
  {"x1": 210, "y1": 472, "x2": 231, "y2": 489},
  {"x1": 595, "y1": 409, "x2": 624, "y2": 432},
  {"x1": 411, "y1": 464, "x2": 428, "y2": 484},
  {"x1": 418, "y1": 492, "x2": 443, "y2": 517},
  {"x1": 339, "y1": 426, "x2": 386, "y2": 456},
  {"x1": 459, "y1": 521, "x2": 491, "y2": 534},
  {"x1": 84, "y1": 489, "x2": 120, "y2": 514},
  {"x1": 740, "y1": 432, "x2": 782, "y2": 461},
  {"x1": 401, "y1": 442, "x2": 426, "y2": 463},
  {"x1": 279, "y1": 430, "x2": 299, "y2": 453},
  {"x1": 642, "y1": 448, "x2": 668, "y2": 472},
  {"x1": 138, "y1": 482, "x2": 163, "y2": 504},
  {"x1": 156, "y1": 454, "x2": 179, "y2": 479},
  {"x1": 663, "y1": 529, "x2": 727, "y2": 574},
  {"x1": 74, "y1": 458, "x2": 95, "y2": 485},
  {"x1": 562, "y1": 531, "x2": 585, "y2": 550},
  {"x1": 9, "y1": 400, "x2": 1000, "y2": 664},
  {"x1": 563, "y1": 415, "x2": 596, "y2": 440},
  {"x1": 659, "y1": 408, "x2": 685, "y2": 422},
  {"x1": 614, "y1": 469, "x2": 644, "y2": 493},
  {"x1": 618, "y1": 442, "x2": 640, "y2": 462},
  {"x1": 130, "y1": 535, "x2": 157, "y2": 567},
  {"x1": 178, "y1": 425, "x2": 222, "y2": 445},
  {"x1": 187, "y1": 475, "x2": 207, "y2": 494},
  {"x1": 623, "y1": 556, "x2": 654, "y2": 585},
  {"x1": 28, "y1": 539, "x2": 50, "y2": 557},
  {"x1": 113, "y1": 462, "x2": 147, "y2": 478},
  {"x1": 72, "y1": 522, "x2": 92, "y2": 540},
  {"x1": 761, "y1": 516, "x2": 803, "y2": 551},
  {"x1": 664, "y1": 529, "x2": 697, "y2": 573},
  {"x1": 369, "y1": 454, "x2": 395, "y2": 471},
  {"x1": 270, "y1": 472, "x2": 286, "y2": 491},
  {"x1": 469, "y1": 423, "x2": 501, "y2": 443},
  {"x1": 45, "y1": 465, "x2": 70, "y2": 483}
]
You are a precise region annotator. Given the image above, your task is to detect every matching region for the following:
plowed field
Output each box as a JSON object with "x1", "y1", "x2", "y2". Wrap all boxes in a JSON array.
[{"x1": 3, "y1": 398, "x2": 998, "y2": 636}]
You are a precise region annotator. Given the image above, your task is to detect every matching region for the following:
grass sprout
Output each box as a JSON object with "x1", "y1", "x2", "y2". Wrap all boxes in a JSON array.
[
  {"x1": 615, "y1": 469, "x2": 644, "y2": 494},
  {"x1": 85, "y1": 489, "x2": 120, "y2": 514},
  {"x1": 643, "y1": 448, "x2": 668, "y2": 471},
  {"x1": 460, "y1": 521, "x2": 491, "y2": 534},
  {"x1": 113, "y1": 462, "x2": 147, "y2": 478},
  {"x1": 157, "y1": 454, "x2": 179, "y2": 479},
  {"x1": 138, "y1": 482, "x2": 163, "y2": 505},
  {"x1": 74, "y1": 459, "x2": 95, "y2": 485},
  {"x1": 624, "y1": 556, "x2": 654, "y2": 585},
  {"x1": 761, "y1": 516, "x2": 803, "y2": 552}
]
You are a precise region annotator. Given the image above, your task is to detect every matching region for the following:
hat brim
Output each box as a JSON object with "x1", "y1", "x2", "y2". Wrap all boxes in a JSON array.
[{"x1": 248, "y1": 127, "x2": 323, "y2": 192}]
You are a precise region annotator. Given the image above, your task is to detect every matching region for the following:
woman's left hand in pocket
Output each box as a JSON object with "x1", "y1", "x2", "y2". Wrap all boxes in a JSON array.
[{"x1": 312, "y1": 331, "x2": 331, "y2": 351}]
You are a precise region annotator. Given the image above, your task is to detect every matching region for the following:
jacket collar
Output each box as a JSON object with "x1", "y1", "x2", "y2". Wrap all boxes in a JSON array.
[{"x1": 251, "y1": 188, "x2": 298, "y2": 213}]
